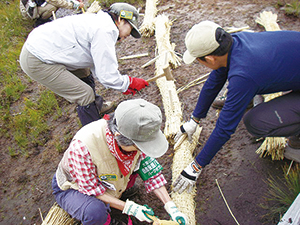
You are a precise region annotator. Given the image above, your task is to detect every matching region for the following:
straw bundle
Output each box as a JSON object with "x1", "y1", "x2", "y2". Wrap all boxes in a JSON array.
[
  {"x1": 254, "y1": 11, "x2": 286, "y2": 159},
  {"x1": 154, "y1": 15, "x2": 181, "y2": 68},
  {"x1": 152, "y1": 14, "x2": 198, "y2": 224},
  {"x1": 171, "y1": 127, "x2": 202, "y2": 225},
  {"x1": 139, "y1": 0, "x2": 158, "y2": 37},
  {"x1": 41, "y1": 203, "x2": 79, "y2": 225},
  {"x1": 86, "y1": 1, "x2": 102, "y2": 14},
  {"x1": 154, "y1": 15, "x2": 182, "y2": 139}
]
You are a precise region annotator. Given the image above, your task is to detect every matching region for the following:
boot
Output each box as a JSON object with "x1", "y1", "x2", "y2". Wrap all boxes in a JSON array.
[
  {"x1": 284, "y1": 136, "x2": 300, "y2": 163},
  {"x1": 95, "y1": 95, "x2": 116, "y2": 115},
  {"x1": 212, "y1": 96, "x2": 253, "y2": 109},
  {"x1": 287, "y1": 136, "x2": 300, "y2": 149},
  {"x1": 76, "y1": 101, "x2": 100, "y2": 126},
  {"x1": 211, "y1": 96, "x2": 227, "y2": 109}
]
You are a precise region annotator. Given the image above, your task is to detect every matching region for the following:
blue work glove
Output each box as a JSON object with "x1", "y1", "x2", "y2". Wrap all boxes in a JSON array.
[
  {"x1": 173, "y1": 160, "x2": 202, "y2": 194},
  {"x1": 164, "y1": 201, "x2": 188, "y2": 225},
  {"x1": 122, "y1": 199, "x2": 154, "y2": 223}
]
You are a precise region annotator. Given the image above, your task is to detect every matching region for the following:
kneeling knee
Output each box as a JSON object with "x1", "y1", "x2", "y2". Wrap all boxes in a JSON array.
[{"x1": 82, "y1": 200, "x2": 109, "y2": 225}]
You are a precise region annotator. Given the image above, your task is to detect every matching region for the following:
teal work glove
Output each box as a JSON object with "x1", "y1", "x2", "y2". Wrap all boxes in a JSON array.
[
  {"x1": 122, "y1": 199, "x2": 154, "y2": 223},
  {"x1": 164, "y1": 201, "x2": 188, "y2": 225}
]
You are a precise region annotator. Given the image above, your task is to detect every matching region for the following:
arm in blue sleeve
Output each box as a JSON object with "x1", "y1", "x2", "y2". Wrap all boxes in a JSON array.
[
  {"x1": 192, "y1": 68, "x2": 228, "y2": 119},
  {"x1": 195, "y1": 76, "x2": 258, "y2": 167}
]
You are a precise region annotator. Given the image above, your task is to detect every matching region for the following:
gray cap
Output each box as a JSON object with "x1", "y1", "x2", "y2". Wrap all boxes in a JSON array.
[
  {"x1": 109, "y1": 3, "x2": 141, "y2": 38},
  {"x1": 114, "y1": 99, "x2": 168, "y2": 158},
  {"x1": 183, "y1": 21, "x2": 221, "y2": 64}
]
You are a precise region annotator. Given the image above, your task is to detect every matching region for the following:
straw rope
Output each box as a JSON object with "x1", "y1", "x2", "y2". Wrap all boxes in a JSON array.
[
  {"x1": 139, "y1": 0, "x2": 158, "y2": 37},
  {"x1": 153, "y1": 14, "x2": 198, "y2": 225}
]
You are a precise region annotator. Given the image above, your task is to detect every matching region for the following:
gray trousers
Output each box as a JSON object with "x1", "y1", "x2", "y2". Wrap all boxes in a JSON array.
[
  {"x1": 19, "y1": 45, "x2": 95, "y2": 106},
  {"x1": 38, "y1": 4, "x2": 57, "y2": 20},
  {"x1": 244, "y1": 91, "x2": 300, "y2": 138}
]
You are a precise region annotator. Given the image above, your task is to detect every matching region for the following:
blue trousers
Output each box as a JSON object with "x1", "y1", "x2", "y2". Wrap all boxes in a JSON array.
[{"x1": 52, "y1": 174, "x2": 111, "y2": 225}]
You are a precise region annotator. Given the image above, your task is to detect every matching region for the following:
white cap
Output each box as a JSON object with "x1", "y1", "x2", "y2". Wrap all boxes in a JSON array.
[
  {"x1": 114, "y1": 99, "x2": 168, "y2": 158},
  {"x1": 183, "y1": 21, "x2": 221, "y2": 64}
]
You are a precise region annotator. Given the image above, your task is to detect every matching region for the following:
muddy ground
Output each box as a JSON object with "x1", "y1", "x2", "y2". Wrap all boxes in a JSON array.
[{"x1": 0, "y1": 0, "x2": 299, "y2": 225}]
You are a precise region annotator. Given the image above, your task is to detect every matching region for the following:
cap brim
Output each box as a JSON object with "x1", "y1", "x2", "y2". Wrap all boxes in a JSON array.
[
  {"x1": 183, "y1": 50, "x2": 196, "y2": 64},
  {"x1": 132, "y1": 130, "x2": 168, "y2": 158},
  {"x1": 128, "y1": 21, "x2": 141, "y2": 38}
]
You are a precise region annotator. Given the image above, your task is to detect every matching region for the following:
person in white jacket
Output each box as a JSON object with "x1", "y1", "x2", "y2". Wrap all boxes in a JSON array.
[{"x1": 19, "y1": 3, "x2": 149, "y2": 126}]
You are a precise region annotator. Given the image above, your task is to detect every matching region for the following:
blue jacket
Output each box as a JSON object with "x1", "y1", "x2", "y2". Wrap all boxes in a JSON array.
[{"x1": 193, "y1": 30, "x2": 300, "y2": 167}]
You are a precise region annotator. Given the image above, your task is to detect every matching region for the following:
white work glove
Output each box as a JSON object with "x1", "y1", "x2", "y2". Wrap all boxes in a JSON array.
[
  {"x1": 173, "y1": 160, "x2": 202, "y2": 194},
  {"x1": 122, "y1": 199, "x2": 154, "y2": 223},
  {"x1": 174, "y1": 119, "x2": 198, "y2": 143},
  {"x1": 164, "y1": 201, "x2": 188, "y2": 225}
]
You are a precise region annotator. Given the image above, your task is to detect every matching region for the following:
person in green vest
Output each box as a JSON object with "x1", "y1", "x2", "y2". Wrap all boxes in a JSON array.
[{"x1": 52, "y1": 99, "x2": 188, "y2": 225}]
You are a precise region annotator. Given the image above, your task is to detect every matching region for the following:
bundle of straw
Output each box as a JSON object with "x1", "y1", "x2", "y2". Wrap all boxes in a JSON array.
[
  {"x1": 153, "y1": 14, "x2": 198, "y2": 224},
  {"x1": 86, "y1": 1, "x2": 102, "y2": 14},
  {"x1": 41, "y1": 203, "x2": 79, "y2": 225},
  {"x1": 171, "y1": 127, "x2": 202, "y2": 225},
  {"x1": 139, "y1": 0, "x2": 158, "y2": 37},
  {"x1": 154, "y1": 14, "x2": 182, "y2": 139}
]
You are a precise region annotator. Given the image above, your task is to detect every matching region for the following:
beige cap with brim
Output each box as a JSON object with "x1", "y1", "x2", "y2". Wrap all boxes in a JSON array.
[
  {"x1": 183, "y1": 21, "x2": 221, "y2": 64},
  {"x1": 115, "y1": 99, "x2": 168, "y2": 158}
]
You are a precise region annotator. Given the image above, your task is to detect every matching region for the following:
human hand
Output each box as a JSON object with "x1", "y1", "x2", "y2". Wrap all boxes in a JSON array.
[
  {"x1": 122, "y1": 87, "x2": 136, "y2": 96},
  {"x1": 122, "y1": 199, "x2": 154, "y2": 223},
  {"x1": 174, "y1": 119, "x2": 198, "y2": 143},
  {"x1": 128, "y1": 76, "x2": 149, "y2": 91},
  {"x1": 173, "y1": 160, "x2": 202, "y2": 194},
  {"x1": 164, "y1": 201, "x2": 188, "y2": 225}
]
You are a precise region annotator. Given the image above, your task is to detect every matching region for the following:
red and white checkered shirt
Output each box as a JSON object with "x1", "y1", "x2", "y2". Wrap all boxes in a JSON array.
[{"x1": 67, "y1": 139, "x2": 166, "y2": 196}]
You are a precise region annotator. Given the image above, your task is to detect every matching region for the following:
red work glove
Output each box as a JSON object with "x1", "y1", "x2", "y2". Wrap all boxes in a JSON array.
[{"x1": 123, "y1": 76, "x2": 149, "y2": 95}]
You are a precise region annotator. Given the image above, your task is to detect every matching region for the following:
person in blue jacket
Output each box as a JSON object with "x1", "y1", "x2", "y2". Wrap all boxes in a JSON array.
[{"x1": 173, "y1": 21, "x2": 300, "y2": 193}]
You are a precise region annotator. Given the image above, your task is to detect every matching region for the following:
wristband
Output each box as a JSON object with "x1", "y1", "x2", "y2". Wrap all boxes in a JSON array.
[{"x1": 190, "y1": 115, "x2": 200, "y2": 124}]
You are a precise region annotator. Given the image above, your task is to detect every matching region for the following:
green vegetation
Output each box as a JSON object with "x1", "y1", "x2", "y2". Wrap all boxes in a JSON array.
[
  {"x1": 0, "y1": 1, "x2": 61, "y2": 156},
  {"x1": 261, "y1": 163, "x2": 300, "y2": 222},
  {"x1": 284, "y1": 0, "x2": 300, "y2": 17},
  {"x1": 276, "y1": 0, "x2": 300, "y2": 17}
]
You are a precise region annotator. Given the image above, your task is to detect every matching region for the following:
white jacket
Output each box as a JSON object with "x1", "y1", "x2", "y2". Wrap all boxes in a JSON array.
[{"x1": 25, "y1": 11, "x2": 130, "y2": 92}]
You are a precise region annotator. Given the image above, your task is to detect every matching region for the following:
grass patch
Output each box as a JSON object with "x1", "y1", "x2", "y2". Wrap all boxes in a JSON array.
[
  {"x1": 0, "y1": 1, "x2": 62, "y2": 156},
  {"x1": 261, "y1": 163, "x2": 300, "y2": 223},
  {"x1": 284, "y1": 0, "x2": 300, "y2": 17}
]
